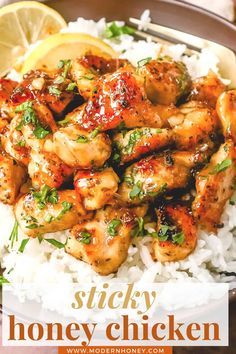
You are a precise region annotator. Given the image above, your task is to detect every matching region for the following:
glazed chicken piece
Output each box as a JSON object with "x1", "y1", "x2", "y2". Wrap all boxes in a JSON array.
[
  {"x1": 71, "y1": 55, "x2": 127, "y2": 99},
  {"x1": 138, "y1": 58, "x2": 191, "y2": 105},
  {"x1": 118, "y1": 150, "x2": 206, "y2": 205},
  {"x1": 0, "y1": 78, "x2": 18, "y2": 118},
  {"x1": 70, "y1": 69, "x2": 178, "y2": 132},
  {"x1": 0, "y1": 150, "x2": 27, "y2": 204},
  {"x1": 192, "y1": 140, "x2": 236, "y2": 232},
  {"x1": 74, "y1": 167, "x2": 119, "y2": 210},
  {"x1": 169, "y1": 101, "x2": 219, "y2": 150},
  {"x1": 188, "y1": 72, "x2": 226, "y2": 108},
  {"x1": 217, "y1": 90, "x2": 236, "y2": 143},
  {"x1": 15, "y1": 189, "x2": 88, "y2": 237},
  {"x1": 113, "y1": 127, "x2": 172, "y2": 165},
  {"x1": 28, "y1": 150, "x2": 73, "y2": 189},
  {"x1": 1, "y1": 114, "x2": 30, "y2": 166},
  {"x1": 65, "y1": 205, "x2": 136, "y2": 275},
  {"x1": 11, "y1": 68, "x2": 76, "y2": 115},
  {"x1": 1, "y1": 100, "x2": 57, "y2": 164},
  {"x1": 0, "y1": 78, "x2": 18, "y2": 134},
  {"x1": 153, "y1": 204, "x2": 197, "y2": 262},
  {"x1": 44, "y1": 123, "x2": 111, "y2": 168}
]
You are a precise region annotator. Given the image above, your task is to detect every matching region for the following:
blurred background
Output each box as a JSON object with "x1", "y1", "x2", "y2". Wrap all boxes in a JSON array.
[{"x1": 0, "y1": 0, "x2": 236, "y2": 22}]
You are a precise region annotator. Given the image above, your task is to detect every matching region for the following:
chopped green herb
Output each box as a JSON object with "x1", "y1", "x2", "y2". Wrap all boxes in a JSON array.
[
  {"x1": 23, "y1": 215, "x2": 38, "y2": 223},
  {"x1": 147, "y1": 183, "x2": 168, "y2": 197},
  {"x1": 15, "y1": 100, "x2": 37, "y2": 130},
  {"x1": 15, "y1": 101, "x2": 33, "y2": 113},
  {"x1": 17, "y1": 140, "x2": 26, "y2": 147},
  {"x1": 26, "y1": 223, "x2": 39, "y2": 229},
  {"x1": 58, "y1": 117, "x2": 70, "y2": 126},
  {"x1": 32, "y1": 185, "x2": 58, "y2": 209},
  {"x1": 129, "y1": 181, "x2": 144, "y2": 200},
  {"x1": 15, "y1": 100, "x2": 51, "y2": 139},
  {"x1": 125, "y1": 129, "x2": 143, "y2": 155},
  {"x1": 9, "y1": 220, "x2": 18, "y2": 248},
  {"x1": 156, "y1": 128, "x2": 162, "y2": 134},
  {"x1": 124, "y1": 175, "x2": 134, "y2": 187},
  {"x1": 0, "y1": 276, "x2": 9, "y2": 285},
  {"x1": 107, "y1": 219, "x2": 122, "y2": 237},
  {"x1": 33, "y1": 125, "x2": 50, "y2": 139},
  {"x1": 38, "y1": 236, "x2": 43, "y2": 244},
  {"x1": 56, "y1": 201, "x2": 73, "y2": 220},
  {"x1": 172, "y1": 231, "x2": 185, "y2": 245},
  {"x1": 131, "y1": 217, "x2": 145, "y2": 237},
  {"x1": 90, "y1": 127, "x2": 100, "y2": 139},
  {"x1": 18, "y1": 238, "x2": 30, "y2": 253},
  {"x1": 54, "y1": 75, "x2": 64, "y2": 84},
  {"x1": 137, "y1": 57, "x2": 152, "y2": 68},
  {"x1": 57, "y1": 59, "x2": 71, "y2": 79},
  {"x1": 48, "y1": 85, "x2": 61, "y2": 97},
  {"x1": 104, "y1": 22, "x2": 135, "y2": 39},
  {"x1": 112, "y1": 152, "x2": 121, "y2": 163},
  {"x1": 210, "y1": 159, "x2": 232, "y2": 175},
  {"x1": 66, "y1": 82, "x2": 77, "y2": 91},
  {"x1": 79, "y1": 74, "x2": 94, "y2": 80},
  {"x1": 45, "y1": 214, "x2": 54, "y2": 223},
  {"x1": 45, "y1": 238, "x2": 65, "y2": 249},
  {"x1": 79, "y1": 230, "x2": 92, "y2": 244},
  {"x1": 76, "y1": 135, "x2": 89, "y2": 143},
  {"x1": 230, "y1": 200, "x2": 235, "y2": 206}
]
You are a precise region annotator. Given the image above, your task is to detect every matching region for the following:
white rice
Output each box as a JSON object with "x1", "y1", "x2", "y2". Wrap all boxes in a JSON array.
[{"x1": 1, "y1": 13, "x2": 236, "y2": 310}]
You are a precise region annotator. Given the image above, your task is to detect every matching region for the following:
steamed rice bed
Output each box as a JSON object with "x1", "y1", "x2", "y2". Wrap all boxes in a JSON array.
[{"x1": 0, "y1": 15, "x2": 236, "y2": 309}]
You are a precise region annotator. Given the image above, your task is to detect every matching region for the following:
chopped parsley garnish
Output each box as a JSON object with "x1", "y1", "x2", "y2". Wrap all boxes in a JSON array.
[
  {"x1": 32, "y1": 185, "x2": 58, "y2": 210},
  {"x1": 57, "y1": 59, "x2": 71, "y2": 79},
  {"x1": 48, "y1": 85, "x2": 61, "y2": 97},
  {"x1": 79, "y1": 230, "x2": 92, "y2": 245},
  {"x1": 125, "y1": 129, "x2": 143, "y2": 155},
  {"x1": 58, "y1": 117, "x2": 70, "y2": 126},
  {"x1": 90, "y1": 127, "x2": 100, "y2": 139},
  {"x1": 56, "y1": 201, "x2": 73, "y2": 220},
  {"x1": 17, "y1": 140, "x2": 26, "y2": 147},
  {"x1": 66, "y1": 82, "x2": 77, "y2": 91},
  {"x1": 26, "y1": 223, "x2": 39, "y2": 229},
  {"x1": 172, "y1": 231, "x2": 185, "y2": 245},
  {"x1": 156, "y1": 128, "x2": 162, "y2": 133},
  {"x1": 147, "y1": 183, "x2": 168, "y2": 197},
  {"x1": 129, "y1": 181, "x2": 144, "y2": 200},
  {"x1": 131, "y1": 217, "x2": 145, "y2": 237},
  {"x1": 15, "y1": 100, "x2": 50, "y2": 139},
  {"x1": 9, "y1": 220, "x2": 18, "y2": 248},
  {"x1": 124, "y1": 174, "x2": 134, "y2": 187},
  {"x1": 76, "y1": 135, "x2": 89, "y2": 143},
  {"x1": 44, "y1": 238, "x2": 65, "y2": 249},
  {"x1": 107, "y1": 219, "x2": 122, "y2": 236},
  {"x1": 79, "y1": 74, "x2": 94, "y2": 81},
  {"x1": 54, "y1": 75, "x2": 64, "y2": 84},
  {"x1": 0, "y1": 276, "x2": 9, "y2": 285},
  {"x1": 157, "y1": 224, "x2": 185, "y2": 245},
  {"x1": 18, "y1": 238, "x2": 30, "y2": 253},
  {"x1": 210, "y1": 159, "x2": 232, "y2": 175},
  {"x1": 33, "y1": 125, "x2": 50, "y2": 139},
  {"x1": 45, "y1": 214, "x2": 54, "y2": 223},
  {"x1": 104, "y1": 22, "x2": 135, "y2": 39},
  {"x1": 137, "y1": 57, "x2": 152, "y2": 68}
]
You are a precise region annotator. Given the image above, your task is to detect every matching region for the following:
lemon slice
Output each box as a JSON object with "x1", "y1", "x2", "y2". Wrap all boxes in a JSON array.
[
  {"x1": 0, "y1": 1, "x2": 66, "y2": 76},
  {"x1": 21, "y1": 32, "x2": 118, "y2": 74}
]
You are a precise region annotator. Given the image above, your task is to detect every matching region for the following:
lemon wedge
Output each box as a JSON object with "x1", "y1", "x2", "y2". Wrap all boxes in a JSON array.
[
  {"x1": 0, "y1": 1, "x2": 66, "y2": 76},
  {"x1": 21, "y1": 32, "x2": 118, "y2": 74}
]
